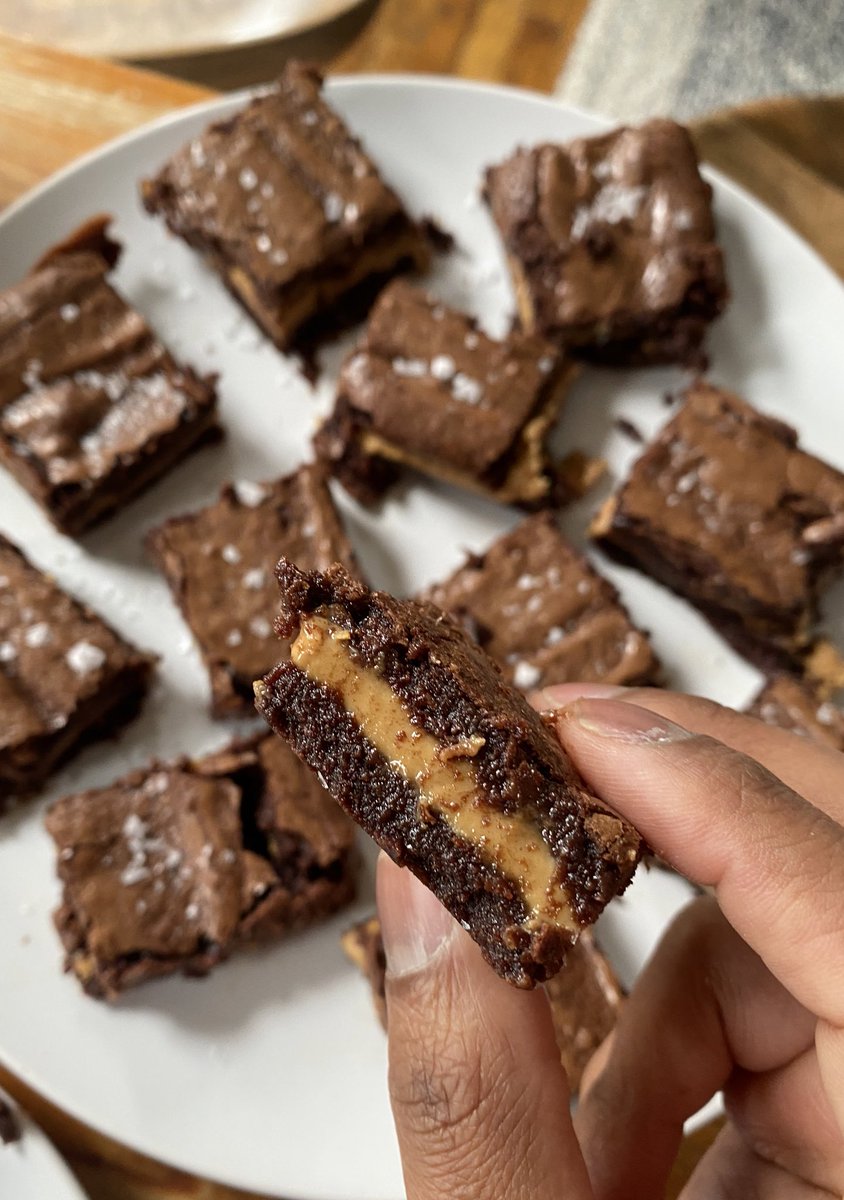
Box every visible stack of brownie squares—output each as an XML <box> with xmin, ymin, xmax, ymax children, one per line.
<box><xmin>2</xmin><ymin>54</ymin><xmax>842</xmax><ymax>1069</ymax></box>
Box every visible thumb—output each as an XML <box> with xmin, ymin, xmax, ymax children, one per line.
<box><xmin>377</xmin><ymin>854</ymin><xmax>593</xmax><ymax>1200</ymax></box>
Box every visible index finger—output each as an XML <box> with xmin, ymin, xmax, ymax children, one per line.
<box><xmin>553</xmin><ymin>697</ymin><xmax>844</xmax><ymax>1027</ymax></box>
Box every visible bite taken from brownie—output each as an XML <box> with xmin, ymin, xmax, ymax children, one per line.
<box><xmin>316</xmin><ymin>279</ymin><xmax>598</xmax><ymax>509</ymax></box>
<box><xmin>147</xmin><ymin>463</ymin><xmax>360</xmax><ymax>718</ymax></box>
<box><xmin>592</xmin><ymin>381</ymin><xmax>844</xmax><ymax>675</ymax></box>
<box><xmin>142</xmin><ymin>62</ymin><xmax>430</xmax><ymax>353</ymax></box>
<box><xmin>0</xmin><ymin>533</ymin><xmax>154</xmax><ymax>812</ymax></box>
<box><xmin>0</xmin><ymin>216</ymin><xmax>220</xmax><ymax>536</ymax></box>
<box><xmin>255</xmin><ymin>560</ymin><xmax>641</xmax><ymax>988</ymax></box>
<box><xmin>421</xmin><ymin>512</ymin><xmax>660</xmax><ymax>693</ymax></box>
<box><xmin>484</xmin><ymin>119</ymin><xmax>728</xmax><ymax>366</ymax></box>
<box><xmin>45</xmin><ymin>734</ymin><xmax>357</xmax><ymax>1000</ymax></box>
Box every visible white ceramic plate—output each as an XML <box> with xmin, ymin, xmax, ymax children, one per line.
<box><xmin>0</xmin><ymin>0</ymin><xmax>365</xmax><ymax>61</ymax></box>
<box><xmin>0</xmin><ymin>78</ymin><xmax>842</xmax><ymax>1200</ymax></box>
<box><xmin>0</xmin><ymin>1088</ymin><xmax>86</xmax><ymax>1200</ymax></box>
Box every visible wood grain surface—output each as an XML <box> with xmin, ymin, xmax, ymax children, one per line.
<box><xmin>0</xmin><ymin>2</ymin><xmax>841</xmax><ymax>1196</ymax></box>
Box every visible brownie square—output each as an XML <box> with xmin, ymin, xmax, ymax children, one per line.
<box><xmin>0</xmin><ymin>217</ymin><xmax>220</xmax><ymax>536</ymax></box>
<box><xmin>0</xmin><ymin>534</ymin><xmax>154</xmax><ymax>811</ymax></box>
<box><xmin>316</xmin><ymin>280</ymin><xmax>594</xmax><ymax>509</ymax></box>
<box><xmin>484</xmin><ymin>120</ymin><xmax>728</xmax><ymax>366</ymax></box>
<box><xmin>142</xmin><ymin>63</ymin><xmax>430</xmax><ymax>353</ymax></box>
<box><xmin>45</xmin><ymin>734</ymin><xmax>357</xmax><ymax>999</ymax></box>
<box><xmin>747</xmin><ymin>676</ymin><xmax>844</xmax><ymax>750</ymax></box>
<box><xmin>342</xmin><ymin>916</ymin><xmax>621</xmax><ymax>1092</ymax></box>
<box><xmin>147</xmin><ymin>463</ymin><xmax>359</xmax><ymax>718</ymax></box>
<box><xmin>422</xmin><ymin>512</ymin><xmax>660</xmax><ymax>692</ymax></box>
<box><xmin>255</xmin><ymin>560</ymin><xmax>641</xmax><ymax>987</ymax></box>
<box><xmin>591</xmin><ymin>382</ymin><xmax>844</xmax><ymax>672</ymax></box>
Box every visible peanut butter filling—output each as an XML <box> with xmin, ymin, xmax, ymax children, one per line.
<box><xmin>290</xmin><ymin>616</ymin><xmax>577</xmax><ymax>932</ymax></box>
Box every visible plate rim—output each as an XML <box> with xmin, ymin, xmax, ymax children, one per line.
<box><xmin>0</xmin><ymin>1086</ymin><xmax>87</xmax><ymax>1200</ymax></box>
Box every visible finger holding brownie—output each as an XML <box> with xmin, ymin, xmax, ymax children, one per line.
<box><xmin>376</xmin><ymin>687</ymin><xmax>844</xmax><ymax>1200</ymax></box>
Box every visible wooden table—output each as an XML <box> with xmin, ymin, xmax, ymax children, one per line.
<box><xmin>0</xmin><ymin>3</ymin><xmax>841</xmax><ymax>1197</ymax></box>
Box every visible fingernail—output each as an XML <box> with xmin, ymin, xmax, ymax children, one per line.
<box><xmin>534</xmin><ymin>683</ymin><xmax>628</xmax><ymax>711</ymax></box>
<box><xmin>377</xmin><ymin>856</ymin><xmax>457</xmax><ymax>977</ymax></box>
<box><xmin>565</xmin><ymin>698</ymin><xmax>693</xmax><ymax>744</ymax></box>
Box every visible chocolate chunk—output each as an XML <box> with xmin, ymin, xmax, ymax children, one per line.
<box><xmin>484</xmin><ymin>120</ymin><xmax>728</xmax><ymax>366</ymax></box>
<box><xmin>256</xmin><ymin>560</ymin><xmax>641</xmax><ymax>987</ymax></box>
<box><xmin>0</xmin><ymin>216</ymin><xmax>220</xmax><ymax>536</ymax></box>
<box><xmin>592</xmin><ymin>382</ymin><xmax>844</xmax><ymax>671</ymax></box>
<box><xmin>142</xmin><ymin>62</ymin><xmax>430</xmax><ymax>354</ymax></box>
<box><xmin>0</xmin><ymin>534</ymin><xmax>154</xmax><ymax>812</ymax></box>
<box><xmin>147</xmin><ymin>463</ymin><xmax>360</xmax><ymax>718</ymax></box>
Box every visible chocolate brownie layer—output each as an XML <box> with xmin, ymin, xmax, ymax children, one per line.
<box><xmin>45</xmin><ymin>734</ymin><xmax>356</xmax><ymax>999</ymax></box>
<box><xmin>747</xmin><ymin>676</ymin><xmax>844</xmax><ymax>750</ymax></box>
<box><xmin>147</xmin><ymin>463</ymin><xmax>359</xmax><ymax>717</ymax></box>
<box><xmin>315</xmin><ymin>280</ymin><xmax>595</xmax><ymax>509</ymax></box>
<box><xmin>256</xmin><ymin>561</ymin><xmax>641</xmax><ymax>987</ymax></box>
<box><xmin>0</xmin><ymin>534</ymin><xmax>154</xmax><ymax>811</ymax></box>
<box><xmin>484</xmin><ymin>120</ymin><xmax>727</xmax><ymax>366</ymax></box>
<box><xmin>342</xmin><ymin>915</ymin><xmax>622</xmax><ymax>1091</ymax></box>
<box><xmin>142</xmin><ymin>63</ymin><xmax>430</xmax><ymax>353</ymax></box>
<box><xmin>592</xmin><ymin>382</ymin><xmax>844</xmax><ymax>672</ymax></box>
<box><xmin>0</xmin><ymin>216</ymin><xmax>220</xmax><ymax>536</ymax></box>
<box><xmin>422</xmin><ymin>513</ymin><xmax>660</xmax><ymax>692</ymax></box>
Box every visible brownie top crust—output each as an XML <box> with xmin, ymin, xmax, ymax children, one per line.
<box><xmin>599</xmin><ymin>382</ymin><xmax>844</xmax><ymax>619</ymax></box>
<box><xmin>747</xmin><ymin>676</ymin><xmax>844</xmax><ymax>750</ymax></box>
<box><xmin>338</xmin><ymin>279</ymin><xmax>567</xmax><ymax>477</ymax></box>
<box><xmin>423</xmin><ymin>512</ymin><xmax>658</xmax><ymax>690</ymax></box>
<box><xmin>0</xmin><ymin>533</ymin><xmax>151</xmax><ymax>757</ymax></box>
<box><xmin>484</xmin><ymin>119</ymin><xmax>724</xmax><ymax>333</ymax></box>
<box><xmin>142</xmin><ymin>63</ymin><xmax>413</xmax><ymax>295</ymax></box>
<box><xmin>147</xmin><ymin>463</ymin><xmax>358</xmax><ymax>713</ymax></box>
<box><xmin>268</xmin><ymin>560</ymin><xmax>641</xmax><ymax>928</ymax></box>
<box><xmin>0</xmin><ymin>216</ymin><xmax>216</xmax><ymax>500</ymax></box>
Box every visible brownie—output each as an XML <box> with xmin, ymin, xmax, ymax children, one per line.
<box><xmin>147</xmin><ymin>463</ymin><xmax>359</xmax><ymax>718</ymax></box>
<box><xmin>142</xmin><ymin>63</ymin><xmax>430</xmax><ymax>353</ymax></box>
<box><xmin>255</xmin><ymin>561</ymin><xmax>641</xmax><ymax>987</ymax></box>
<box><xmin>0</xmin><ymin>1097</ymin><xmax>20</xmax><ymax>1145</ymax></box>
<box><xmin>484</xmin><ymin>120</ymin><xmax>728</xmax><ymax>366</ymax></box>
<box><xmin>342</xmin><ymin>916</ymin><xmax>622</xmax><ymax>1092</ymax></box>
<box><xmin>45</xmin><ymin>734</ymin><xmax>356</xmax><ymax>999</ymax></box>
<box><xmin>0</xmin><ymin>216</ymin><xmax>220</xmax><ymax>536</ymax></box>
<box><xmin>591</xmin><ymin>382</ymin><xmax>844</xmax><ymax>673</ymax></box>
<box><xmin>422</xmin><ymin>513</ymin><xmax>660</xmax><ymax>692</ymax></box>
<box><xmin>0</xmin><ymin>534</ymin><xmax>154</xmax><ymax>812</ymax></box>
<box><xmin>316</xmin><ymin>280</ymin><xmax>595</xmax><ymax>509</ymax></box>
<box><xmin>747</xmin><ymin>676</ymin><xmax>844</xmax><ymax>750</ymax></box>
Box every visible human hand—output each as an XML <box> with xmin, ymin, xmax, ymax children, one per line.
<box><xmin>376</xmin><ymin>686</ymin><xmax>844</xmax><ymax>1199</ymax></box>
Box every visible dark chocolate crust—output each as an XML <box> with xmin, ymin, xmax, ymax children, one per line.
<box><xmin>315</xmin><ymin>279</ymin><xmax>579</xmax><ymax>509</ymax></box>
<box><xmin>147</xmin><ymin>463</ymin><xmax>360</xmax><ymax>718</ymax></box>
<box><xmin>257</xmin><ymin>561</ymin><xmax>641</xmax><ymax>987</ymax></box>
<box><xmin>45</xmin><ymin>734</ymin><xmax>356</xmax><ymax>999</ymax></box>
<box><xmin>141</xmin><ymin>62</ymin><xmax>430</xmax><ymax>353</ymax></box>
<box><xmin>421</xmin><ymin>512</ymin><xmax>661</xmax><ymax>692</ymax></box>
<box><xmin>591</xmin><ymin>382</ymin><xmax>844</xmax><ymax>670</ymax></box>
<box><xmin>0</xmin><ymin>216</ymin><xmax>221</xmax><ymax>537</ymax></box>
<box><xmin>484</xmin><ymin>120</ymin><xmax>728</xmax><ymax>366</ymax></box>
<box><xmin>0</xmin><ymin>533</ymin><xmax>154</xmax><ymax>811</ymax></box>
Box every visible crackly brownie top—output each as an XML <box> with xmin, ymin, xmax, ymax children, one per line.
<box><xmin>609</xmin><ymin>382</ymin><xmax>844</xmax><ymax>613</ymax></box>
<box><xmin>143</xmin><ymin>62</ymin><xmax>412</xmax><ymax>292</ymax></box>
<box><xmin>255</xmin><ymin>734</ymin><xmax>355</xmax><ymax>868</ymax></box>
<box><xmin>485</xmin><ymin>119</ymin><xmax>723</xmax><ymax>328</ymax></box>
<box><xmin>149</xmin><ymin>464</ymin><xmax>357</xmax><ymax>682</ymax></box>
<box><xmin>423</xmin><ymin>513</ymin><xmax>656</xmax><ymax>690</ymax></box>
<box><xmin>0</xmin><ymin>534</ymin><xmax>149</xmax><ymax>751</ymax></box>
<box><xmin>272</xmin><ymin>559</ymin><xmax>641</xmax><ymax>918</ymax></box>
<box><xmin>747</xmin><ymin>676</ymin><xmax>844</xmax><ymax>750</ymax></box>
<box><xmin>0</xmin><ymin>217</ymin><xmax>214</xmax><ymax>494</ymax></box>
<box><xmin>45</xmin><ymin>759</ymin><xmax>276</xmax><ymax>963</ymax></box>
<box><xmin>338</xmin><ymin>280</ymin><xmax>565</xmax><ymax>474</ymax></box>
